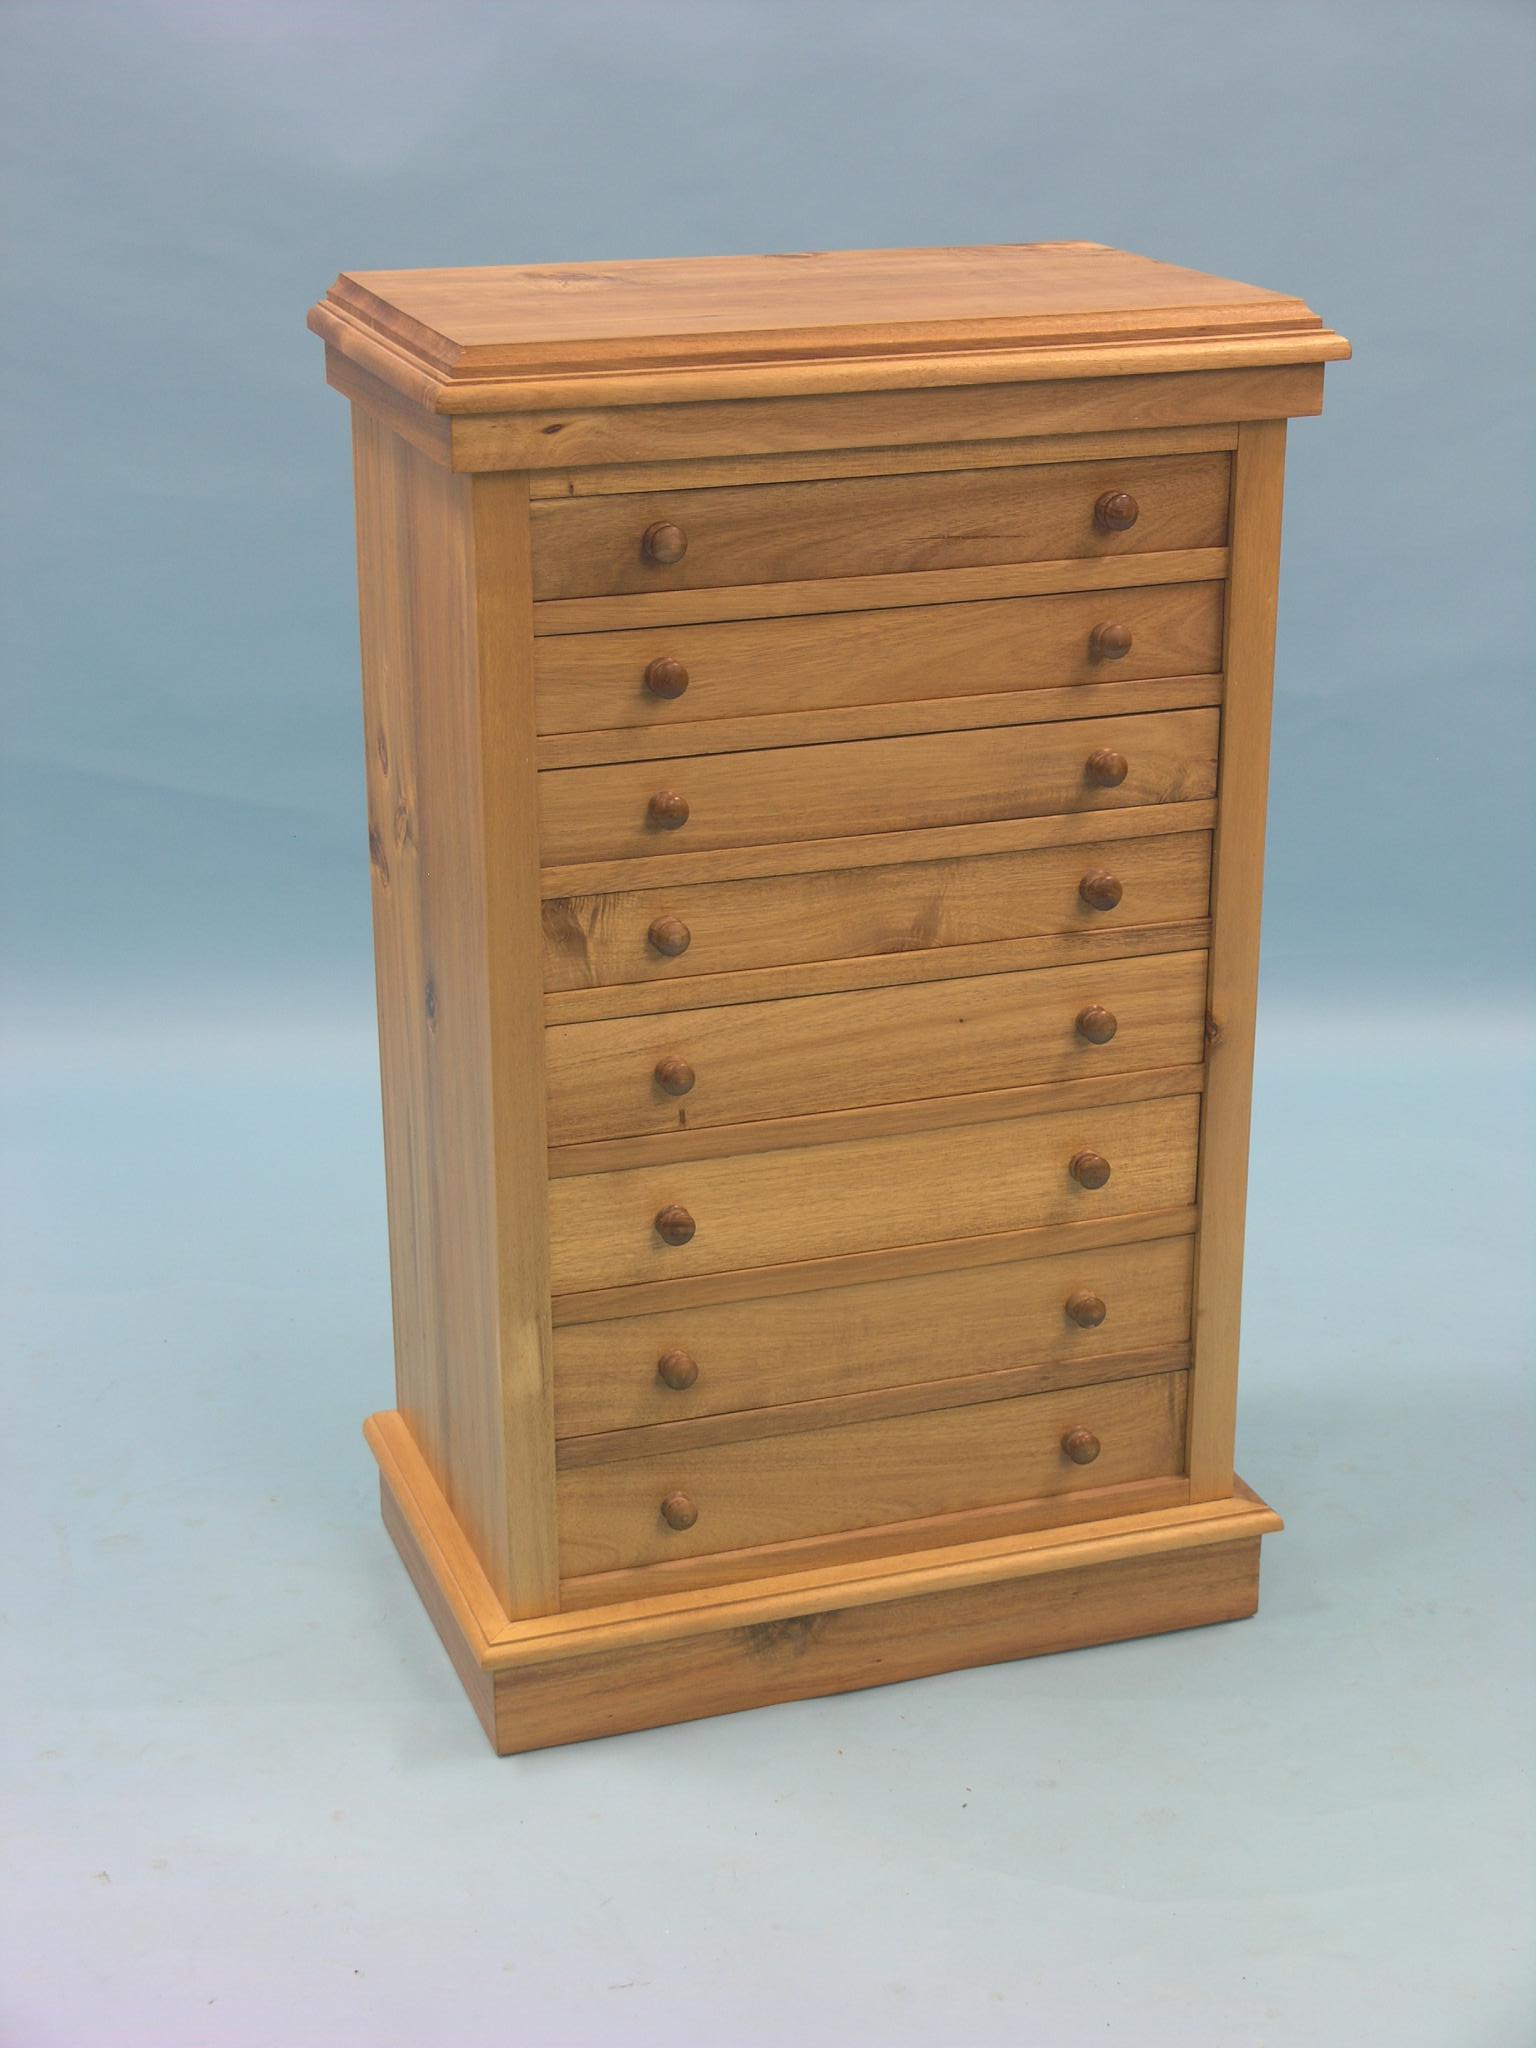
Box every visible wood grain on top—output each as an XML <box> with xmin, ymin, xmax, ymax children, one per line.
<box><xmin>310</xmin><ymin>242</ymin><xmax>1347</xmax><ymax>411</ymax></box>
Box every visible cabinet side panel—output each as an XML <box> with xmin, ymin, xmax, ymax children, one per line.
<box><xmin>350</xmin><ymin>411</ymin><xmax>539</xmax><ymax>1610</ymax></box>
<box><xmin>1188</xmin><ymin>419</ymin><xmax>1287</xmax><ymax>1496</ymax></box>
<box><xmin>470</xmin><ymin>471</ymin><xmax>560</xmax><ymax>1615</ymax></box>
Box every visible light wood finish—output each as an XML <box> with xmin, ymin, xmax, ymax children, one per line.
<box><xmin>546</xmin><ymin>917</ymin><xmax>1211</xmax><ymax>1025</ymax></box>
<box><xmin>553</xmin><ymin>1233</ymin><xmax>1193</xmax><ymax>1437</ymax></box>
<box><xmin>312</xmin><ymin>244</ymin><xmax>1344</xmax><ymax>440</ymax></box>
<box><xmin>552</xmin><ymin>1204</ymin><xmax>1199</xmax><ymax>1328</ymax></box>
<box><xmin>349</xmin><ymin>417</ymin><xmax>557</xmax><ymax>1619</ymax></box>
<box><xmin>544</xmin><ymin>792</ymin><xmax>1219</xmax><ymax>903</ymax></box>
<box><xmin>1187</xmin><ymin>419</ymin><xmax>1287</xmax><ymax>1499</ymax></box>
<box><xmin>517</xmin><ymin>1531</ymin><xmax>1267</xmax><ymax>1740</ymax></box>
<box><xmin>317</xmin><ymin>243</ymin><xmax>1336</xmax><ymax>386</ymax></box>
<box><xmin>557</xmin><ymin>1371</ymin><xmax>1188</xmax><ymax>1575</ymax></box>
<box><xmin>379</xmin><ymin>1479</ymin><xmax>498</xmax><ymax>1744</ymax></box>
<box><xmin>530</xmin><ymin>424</ymin><xmax>1237</xmax><ymax>497</ymax></box>
<box><xmin>530</xmin><ymin>454</ymin><xmax>1228</xmax><ymax>601</ymax></box>
<box><xmin>538</xmin><ymin>709</ymin><xmax>1218</xmax><ymax>865</ymax></box>
<box><xmin>545</xmin><ymin>949</ymin><xmax>1207</xmax><ymax>1144</ymax></box>
<box><xmin>325</xmin><ymin>345</ymin><xmax>454</xmax><ymax>466</ymax></box>
<box><xmin>322</xmin><ymin>320</ymin><xmax>1338</xmax><ymax>419</ymax></box>
<box><xmin>370</xmin><ymin>1406</ymin><xmax>1278</xmax><ymax>1750</ymax></box>
<box><xmin>449</xmin><ymin>368</ymin><xmax>1324</xmax><ymax>473</ymax></box>
<box><xmin>536</xmin><ymin>673</ymin><xmax>1223</xmax><ymax>772</ymax></box>
<box><xmin>320</xmin><ymin>243</ymin><xmax>1338</xmax><ymax>1750</ymax></box>
<box><xmin>532</xmin><ymin>547</ymin><xmax>1230</xmax><ymax>636</ymax></box>
<box><xmin>548</xmin><ymin>1090</ymin><xmax>1201</xmax><ymax>1293</ymax></box>
<box><xmin>369</xmin><ymin>1405</ymin><xmax>1267</xmax><ymax>1654</ymax></box>
<box><xmin>532</xmin><ymin>581</ymin><xmax>1223</xmax><ymax>739</ymax></box>
<box><xmin>549</xmin><ymin>1063</ymin><xmax>1204</xmax><ymax>1184</ymax></box>
<box><xmin>557</xmin><ymin>1344</ymin><xmax>1190</xmax><ymax>1470</ymax></box>
<box><xmin>557</xmin><ymin>1474</ymin><xmax>1196</xmax><ymax>1608</ymax></box>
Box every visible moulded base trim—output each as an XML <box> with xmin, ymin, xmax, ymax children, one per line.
<box><xmin>365</xmin><ymin>1409</ymin><xmax>1281</xmax><ymax>1755</ymax></box>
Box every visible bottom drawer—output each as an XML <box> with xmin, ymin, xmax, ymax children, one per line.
<box><xmin>556</xmin><ymin>1369</ymin><xmax>1187</xmax><ymax>1577</ymax></box>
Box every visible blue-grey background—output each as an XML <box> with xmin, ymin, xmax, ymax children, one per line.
<box><xmin>3</xmin><ymin>3</ymin><xmax>1532</xmax><ymax>2043</ymax></box>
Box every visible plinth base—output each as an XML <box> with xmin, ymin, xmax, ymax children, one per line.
<box><xmin>365</xmin><ymin>1411</ymin><xmax>1281</xmax><ymax>1755</ymax></box>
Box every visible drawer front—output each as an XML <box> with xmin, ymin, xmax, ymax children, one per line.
<box><xmin>557</xmin><ymin>1369</ymin><xmax>1188</xmax><ymax>1574</ymax></box>
<box><xmin>548</xmin><ymin>1090</ymin><xmax>1200</xmax><ymax>1293</ymax></box>
<box><xmin>529</xmin><ymin>454</ymin><xmax>1230</xmax><ymax>600</ymax></box>
<box><xmin>543</xmin><ymin>828</ymin><xmax>1211</xmax><ymax>992</ymax></box>
<box><xmin>538</xmin><ymin>708</ymin><xmax>1218</xmax><ymax>865</ymax></box>
<box><xmin>554</xmin><ymin>1234</ymin><xmax>1193</xmax><ymax>1437</ymax></box>
<box><xmin>533</xmin><ymin>582</ymin><xmax>1225</xmax><ymax>736</ymax></box>
<box><xmin>546</xmin><ymin>949</ymin><xmax>1208</xmax><ymax>1145</ymax></box>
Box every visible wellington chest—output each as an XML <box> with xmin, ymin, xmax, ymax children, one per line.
<box><xmin>309</xmin><ymin>243</ymin><xmax>1347</xmax><ymax>1753</ymax></box>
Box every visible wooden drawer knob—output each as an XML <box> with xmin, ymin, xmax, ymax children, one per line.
<box><xmin>1086</xmin><ymin>747</ymin><xmax>1129</xmax><ymax>787</ymax></box>
<box><xmin>1070</xmin><ymin>1151</ymin><xmax>1112</xmax><ymax>1190</ymax></box>
<box><xmin>1076</xmin><ymin>1004</ymin><xmax>1118</xmax><ymax>1044</ymax></box>
<box><xmin>647</xmin><ymin>788</ymin><xmax>690</xmax><ymax>829</ymax></box>
<box><xmin>1094</xmin><ymin>490</ymin><xmax>1139</xmax><ymax>533</ymax></box>
<box><xmin>1078</xmin><ymin>869</ymin><xmax>1123</xmax><ymax>912</ymax></box>
<box><xmin>1065</xmin><ymin>1289</ymin><xmax>1108</xmax><ymax>1328</ymax></box>
<box><xmin>654</xmin><ymin>1203</ymin><xmax>696</xmax><ymax>1245</ymax></box>
<box><xmin>1061</xmin><ymin>1426</ymin><xmax>1102</xmax><ymax>1465</ymax></box>
<box><xmin>643</xmin><ymin>521</ymin><xmax>688</xmax><ymax>566</ymax></box>
<box><xmin>654</xmin><ymin>1054</ymin><xmax>696</xmax><ymax>1096</ymax></box>
<box><xmin>661</xmin><ymin>1491</ymin><xmax>698</xmax><ymax>1530</ymax></box>
<box><xmin>644</xmin><ymin>655</ymin><xmax>690</xmax><ymax>699</ymax></box>
<box><xmin>647</xmin><ymin>914</ymin><xmax>692</xmax><ymax>957</ymax></box>
<box><xmin>657</xmin><ymin>1348</ymin><xmax>699</xmax><ymax>1390</ymax></box>
<box><xmin>1088</xmin><ymin>621</ymin><xmax>1133</xmax><ymax>661</ymax></box>
<box><xmin>651</xmin><ymin>794</ymin><xmax>692</xmax><ymax>835</ymax></box>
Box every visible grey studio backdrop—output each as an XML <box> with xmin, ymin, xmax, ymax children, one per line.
<box><xmin>3</xmin><ymin>4</ymin><xmax>1532</xmax><ymax>2046</ymax></box>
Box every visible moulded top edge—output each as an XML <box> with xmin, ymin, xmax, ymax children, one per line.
<box><xmin>308</xmin><ymin>242</ymin><xmax>1348</xmax><ymax>414</ymax></box>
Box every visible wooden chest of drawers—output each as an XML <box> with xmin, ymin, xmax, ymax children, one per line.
<box><xmin>310</xmin><ymin>242</ymin><xmax>1346</xmax><ymax>1752</ymax></box>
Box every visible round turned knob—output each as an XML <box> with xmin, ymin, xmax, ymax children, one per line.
<box><xmin>661</xmin><ymin>1491</ymin><xmax>698</xmax><ymax>1530</ymax></box>
<box><xmin>654</xmin><ymin>1054</ymin><xmax>696</xmax><ymax>1096</ymax></box>
<box><xmin>1076</xmin><ymin>1004</ymin><xmax>1118</xmax><ymax>1045</ymax></box>
<box><xmin>654</xmin><ymin>1203</ymin><xmax>696</xmax><ymax>1245</ymax></box>
<box><xmin>1086</xmin><ymin>747</ymin><xmax>1129</xmax><ymax>787</ymax></box>
<box><xmin>1070</xmin><ymin>1151</ymin><xmax>1112</xmax><ymax>1190</ymax></box>
<box><xmin>1078</xmin><ymin>869</ymin><xmax>1124</xmax><ymax>912</ymax></box>
<box><xmin>647</xmin><ymin>914</ymin><xmax>692</xmax><ymax>957</ymax></box>
<box><xmin>657</xmin><ymin>1348</ymin><xmax>699</xmax><ymax>1390</ymax></box>
<box><xmin>642</xmin><ymin>521</ymin><xmax>689</xmax><ymax>566</ymax></box>
<box><xmin>1094</xmin><ymin>490</ymin><xmax>1139</xmax><ymax>533</ymax></box>
<box><xmin>1088</xmin><ymin>621</ymin><xmax>1133</xmax><ymax>662</ymax></box>
<box><xmin>1065</xmin><ymin>1289</ymin><xmax>1108</xmax><ymax>1328</ymax></box>
<box><xmin>647</xmin><ymin>788</ymin><xmax>690</xmax><ymax>829</ymax></box>
<box><xmin>1061</xmin><ymin>1427</ymin><xmax>1102</xmax><ymax>1465</ymax></box>
<box><xmin>644</xmin><ymin>655</ymin><xmax>690</xmax><ymax>699</ymax></box>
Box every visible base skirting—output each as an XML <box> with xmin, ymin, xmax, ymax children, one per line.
<box><xmin>365</xmin><ymin>1410</ymin><xmax>1281</xmax><ymax>1755</ymax></box>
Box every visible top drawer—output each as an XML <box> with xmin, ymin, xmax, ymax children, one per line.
<box><xmin>529</xmin><ymin>454</ymin><xmax>1231</xmax><ymax>602</ymax></box>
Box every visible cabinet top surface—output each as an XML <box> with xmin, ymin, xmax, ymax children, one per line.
<box><xmin>310</xmin><ymin>242</ymin><xmax>1346</xmax><ymax>409</ymax></box>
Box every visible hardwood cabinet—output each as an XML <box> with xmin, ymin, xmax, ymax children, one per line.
<box><xmin>309</xmin><ymin>242</ymin><xmax>1346</xmax><ymax>1752</ymax></box>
